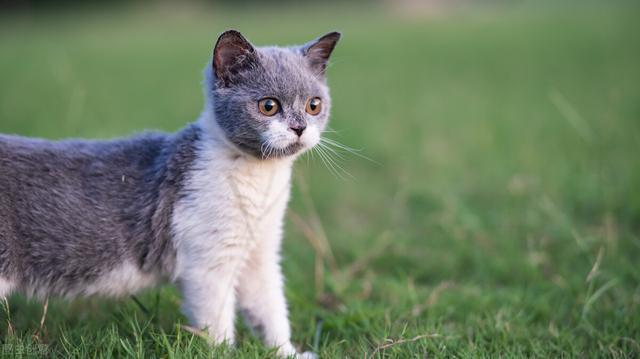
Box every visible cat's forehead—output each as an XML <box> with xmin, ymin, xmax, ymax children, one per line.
<box><xmin>253</xmin><ymin>47</ymin><xmax>327</xmax><ymax>98</ymax></box>
<box><xmin>259</xmin><ymin>47</ymin><xmax>306</xmax><ymax>72</ymax></box>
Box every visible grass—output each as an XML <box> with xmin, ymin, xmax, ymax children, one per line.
<box><xmin>1</xmin><ymin>2</ymin><xmax>639</xmax><ymax>357</ymax></box>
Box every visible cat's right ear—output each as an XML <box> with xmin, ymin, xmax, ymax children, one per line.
<box><xmin>301</xmin><ymin>31</ymin><xmax>341</xmax><ymax>76</ymax></box>
<box><xmin>213</xmin><ymin>30</ymin><xmax>258</xmax><ymax>87</ymax></box>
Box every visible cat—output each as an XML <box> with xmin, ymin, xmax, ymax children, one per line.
<box><xmin>0</xmin><ymin>29</ymin><xmax>341</xmax><ymax>358</ymax></box>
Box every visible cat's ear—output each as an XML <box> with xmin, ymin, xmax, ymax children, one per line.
<box><xmin>301</xmin><ymin>31</ymin><xmax>341</xmax><ymax>76</ymax></box>
<box><xmin>213</xmin><ymin>30</ymin><xmax>258</xmax><ymax>86</ymax></box>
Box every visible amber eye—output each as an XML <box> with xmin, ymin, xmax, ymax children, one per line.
<box><xmin>306</xmin><ymin>97</ymin><xmax>322</xmax><ymax>116</ymax></box>
<box><xmin>258</xmin><ymin>98</ymin><xmax>280</xmax><ymax>116</ymax></box>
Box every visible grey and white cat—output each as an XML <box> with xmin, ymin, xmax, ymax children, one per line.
<box><xmin>0</xmin><ymin>30</ymin><xmax>341</xmax><ymax>358</ymax></box>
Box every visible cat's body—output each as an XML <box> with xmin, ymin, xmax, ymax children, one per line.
<box><xmin>0</xmin><ymin>30</ymin><xmax>341</xmax><ymax>358</ymax></box>
<box><xmin>0</xmin><ymin>128</ymin><xmax>192</xmax><ymax>298</ymax></box>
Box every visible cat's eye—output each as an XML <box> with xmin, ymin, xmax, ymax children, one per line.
<box><xmin>306</xmin><ymin>97</ymin><xmax>322</xmax><ymax>116</ymax></box>
<box><xmin>258</xmin><ymin>98</ymin><xmax>280</xmax><ymax>116</ymax></box>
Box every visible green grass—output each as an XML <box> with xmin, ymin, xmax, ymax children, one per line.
<box><xmin>1</xmin><ymin>2</ymin><xmax>640</xmax><ymax>357</ymax></box>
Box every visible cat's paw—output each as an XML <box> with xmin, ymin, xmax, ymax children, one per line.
<box><xmin>296</xmin><ymin>351</ymin><xmax>318</xmax><ymax>359</ymax></box>
<box><xmin>276</xmin><ymin>344</ymin><xmax>317</xmax><ymax>359</ymax></box>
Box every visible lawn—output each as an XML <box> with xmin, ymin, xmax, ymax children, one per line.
<box><xmin>1</xmin><ymin>2</ymin><xmax>639</xmax><ymax>357</ymax></box>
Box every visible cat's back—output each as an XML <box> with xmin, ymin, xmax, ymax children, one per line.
<box><xmin>0</xmin><ymin>132</ymin><xmax>172</xmax><ymax>197</ymax></box>
<box><xmin>0</xmin><ymin>134</ymin><xmax>89</xmax><ymax>173</ymax></box>
<box><xmin>0</xmin><ymin>132</ymin><xmax>166</xmax><ymax>173</ymax></box>
<box><xmin>0</xmin><ymin>131</ymin><xmax>173</xmax><ymax>224</ymax></box>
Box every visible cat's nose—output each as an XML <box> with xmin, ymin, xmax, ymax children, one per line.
<box><xmin>289</xmin><ymin>124</ymin><xmax>306</xmax><ymax>137</ymax></box>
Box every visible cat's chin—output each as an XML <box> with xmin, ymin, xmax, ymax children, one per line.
<box><xmin>258</xmin><ymin>141</ymin><xmax>306</xmax><ymax>160</ymax></box>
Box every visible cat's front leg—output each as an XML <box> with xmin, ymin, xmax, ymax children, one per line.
<box><xmin>237</xmin><ymin>242</ymin><xmax>316</xmax><ymax>359</ymax></box>
<box><xmin>179</xmin><ymin>265</ymin><xmax>239</xmax><ymax>345</ymax></box>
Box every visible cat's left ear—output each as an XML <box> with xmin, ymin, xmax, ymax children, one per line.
<box><xmin>301</xmin><ymin>31</ymin><xmax>341</xmax><ymax>76</ymax></box>
<box><xmin>213</xmin><ymin>30</ymin><xmax>258</xmax><ymax>87</ymax></box>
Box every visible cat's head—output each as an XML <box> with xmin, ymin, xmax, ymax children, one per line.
<box><xmin>206</xmin><ymin>30</ymin><xmax>340</xmax><ymax>159</ymax></box>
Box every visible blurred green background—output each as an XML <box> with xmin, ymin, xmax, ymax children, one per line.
<box><xmin>1</xmin><ymin>0</ymin><xmax>639</xmax><ymax>357</ymax></box>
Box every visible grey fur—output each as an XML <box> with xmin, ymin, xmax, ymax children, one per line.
<box><xmin>0</xmin><ymin>30</ymin><xmax>340</xmax><ymax>301</ymax></box>
<box><xmin>0</xmin><ymin>126</ymin><xmax>200</xmax><ymax>298</ymax></box>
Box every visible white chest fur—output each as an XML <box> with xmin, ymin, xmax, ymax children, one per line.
<box><xmin>170</xmin><ymin>138</ymin><xmax>294</xmax><ymax>279</ymax></box>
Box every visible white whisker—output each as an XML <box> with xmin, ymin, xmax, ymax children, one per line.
<box><xmin>317</xmin><ymin>142</ymin><xmax>346</xmax><ymax>161</ymax></box>
<box><xmin>315</xmin><ymin>144</ymin><xmax>353</xmax><ymax>180</ymax></box>
<box><xmin>320</xmin><ymin>137</ymin><xmax>379</xmax><ymax>164</ymax></box>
